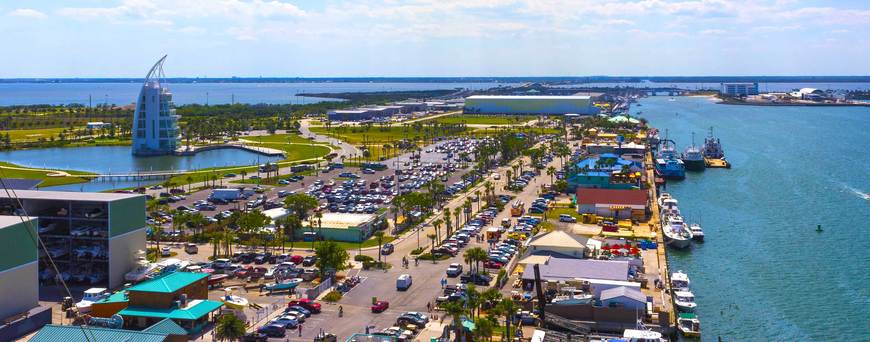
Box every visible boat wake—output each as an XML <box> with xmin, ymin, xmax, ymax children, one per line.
<box><xmin>842</xmin><ymin>184</ymin><xmax>870</xmax><ymax>200</ymax></box>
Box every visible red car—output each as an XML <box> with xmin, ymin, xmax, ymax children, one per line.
<box><xmin>484</xmin><ymin>260</ymin><xmax>504</xmax><ymax>269</ymax></box>
<box><xmin>371</xmin><ymin>301</ymin><xmax>389</xmax><ymax>313</ymax></box>
<box><xmin>288</xmin><ymin>298</ymin><xmax>321</xmax><ymax>313</ymax></box>
<box><xmin>290</xmin><ymin>255</ymin><xmax>304</xmax><ymax>264</ymax></box>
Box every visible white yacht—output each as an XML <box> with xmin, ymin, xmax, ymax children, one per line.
<box><xmin>662</xmin><ymin>215</ymin><xmax>693</xmax><ymax>249</ymax></box>
<box><xmin>125</xmin><ymin>252</ymin><xmax>157</xmax><ymax>282</ymax></box>
<box><xmin>671</xmin><ymin>271</ymin><xmax>691</xmax><ymax>291</ymax></box>
<box><xmin>689</xmin><ymin>223</ymin><xmax>705</xmax><ymax>242</ymax></box>
<box><xmin>550</xmin><ymin>288</ymin><xmax>594</xmax><ymax>305</ymax></box>
<box><xmin>673</xmin><ymin>290</ymin><xmax>698</xmax><ymax>312</ymax></box>
<box><xmin>622</xmin><ymin>329</ymin><xmax>666</xmax><ymax>342</ymax></box>
<box><xmin>75</xmin><ymin>288</ymin><xmax>109</xmax><ymax>313</ymax></box>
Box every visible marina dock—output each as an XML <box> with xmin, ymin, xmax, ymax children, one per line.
<box><xmin>641</xmin><ymin>147</ymin><xmax>677</xmax><ymax>332</ymax></box>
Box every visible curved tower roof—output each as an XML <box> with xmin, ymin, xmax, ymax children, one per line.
<box><xmin>132</xmin><ymin>55</ymin><xmax>178</xmax><ymax>156</ymax></box>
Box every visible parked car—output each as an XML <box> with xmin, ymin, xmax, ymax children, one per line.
<box><xmin>460</xmin><ymin>273</ymin><xmax>492</xmax><ymax>286</ymax></box>
<box><xmin>371</xmin><ymin>300</ymin><xmax>390</xmax><ymax>313</ymax></box>
<box><xmin>288</xmin><ymin>298</ymin><xmax>321</xmax><ymax>313</ymax></box>
<box><xmin>302</xmin><ymin>256</ymin><xmax>317</xmax><ymax>266</ymax></box>
<box><xmin>559</xmin><ymin>214</ymin><xmax>577</xmax><ymax>223</ymax></box>
<box><xmin>270</xmin><ymin>316</ymin><xmax>299</xmax><ymax>329</ymax></box>
<box><xmin>257</xmin><ymin>324</ymin><xmax>286</xmax><ymax>337</ymax></box>
<box><xmin>446</xmin><ymin>263</ymin><xmax>463</xmax><ymax>277</ymax></box>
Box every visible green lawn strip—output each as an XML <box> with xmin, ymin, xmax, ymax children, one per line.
<box><xmin>296</xmin><ymin>236</ymin><xmax>397</xmax><ymax>251</ymax></box>
<box><xmin>245</xmin><ymin>133</ymin><xmax>329</xmax><ymax>145</ymax></box>
<box><xmin>0</xmin><ymin>161</ymin><xmax>95</xmax><ymax>187</ymax></box>
<box><xmin>5</xmin><ymin>127</ymin><xmax>67</xmax><ymax>142</ymax></box>
<box><xmin>433</xmin><ymin>114</ymin><xmax>536</xmax><ymax>125</ymax></box>
<box><xmin>549</xmin><ymin>207</ymin><xmax>582</xmax><ymax>220</ymax></box>
<box><xmin>310</xmin><ymin>126</ymin><xmax>470</xmax><ymax>144</ymax></box>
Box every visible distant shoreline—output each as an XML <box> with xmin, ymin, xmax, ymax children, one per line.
<box><xmin>717</xmin><ymin>98</ymin><xmax>870</xmax><ymax>107</ymax></box>
<box><xmin>4</xmin><ymin>76</ymin><xmax>870</xmax><ymax>84</ymax></box>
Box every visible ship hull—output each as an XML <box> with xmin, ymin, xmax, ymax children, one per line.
<box><xmin>683</xmin><ymin>159</ymin><xmax>706</xmax><ymax>171</ymax></box>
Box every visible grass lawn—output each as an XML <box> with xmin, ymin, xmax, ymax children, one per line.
<box><xmin>310</xmin><ymin>126</ymin><xmax>470</xmax><ymax>144</ymax></box>
<box><xmin>549</xmin><ymin>207</ymin><xmax>582</xmax><ymax>221</ymax></box>
<box><xmin>432</xmin><ymin>114</ymin><xmax>536</xmax><ymax>125</ymax></box>
<box><xmin>323</xmin><ymin>236</ymin><xmax>397</xmax><ymax>251</ymax></box>
<box><xmin>0</xmin><ymin>161</ymin><xmax>94</xmax><ymax>187</ymax></box>
<box><xmin>5</xmin><ymin>128</ymin><xmax>67</xmax><ymax>142</ymax></box>
<box><xmin>245</xmin><ymin>133</ymin><xmax>329</xmax><ymax>145</ymax></box>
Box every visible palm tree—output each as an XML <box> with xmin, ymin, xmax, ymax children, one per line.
<box><xmin>432</xmin><ymin>218</ymin><xmax>443</xmax><ymax>245</ymax></box>
<box><xmin>214</xmin><ymin>314</ymin><xmax>246</xmax><ymax>341</ymax></box>
<box><xmin>467</xmin><ymin>247</ymin><xmax>488</xmax><ymax>275</ymax></box>
<box><xmin>494</xmin><ymin>299</ymin><xmax>517</xmax><ymax>339</ymax></box>
<box><xmin>150</xmin><ymin>225</ymin><xmax>163</xmax><ymax>259</ymax></box>
<box><xmin>442</xmin><ymin>301</ymin><xmax>468</xmax><ymax>341</ymax></box>
<box><xmin>374</xmin><ymin>231</ymin><xmax>385</xmax><ymax>263</ymax></box>
<box><xmin>453</xmin><ymin>207</ymin><xmax>462</xmax><ymax>233</ymax></box>
<box><xmin>474</xmin><ymin>190</ymin><xmax>481</xmax><ymax>211</ymax></box>
<box><xmin>426</xmin><ymin>233</ymin><xmax>437</xmax><ymax>264</ymax></box>
<box><xmin>505</xmin><ymin>169</ymin><xmax>513</xmax><ymax>185</ymax></box>
<box><xmin>546</xmin><ymin>166</ymin><xmax>556</xmax><ymax>185</ymax></box>
<box><xmin>240</xmin><ymin>170</ymin><xmax>248</xmax><ymax>181</ymax></box>
<box><xmin>463</xmin><ymin>249</ymin><xmax>474</xmax><ymax>276</ymax></box>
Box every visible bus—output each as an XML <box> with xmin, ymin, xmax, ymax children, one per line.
<box><xmin>510</xmin><ymin>200</ymin><xmax>525</xmax><ymax>217</ymax></box>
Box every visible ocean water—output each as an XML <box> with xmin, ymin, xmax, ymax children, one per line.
<box><xmin>0</xmin><ymin>82</ymin><xmax>513</xmax><ymax>106</ymax></box>
<box><xmin>636</xmin><ymin>97</ymin><xmax>870</xmax><ymax>341</ymax></box>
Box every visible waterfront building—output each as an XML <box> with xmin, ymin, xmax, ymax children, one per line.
<box><xmin>524</xmin><ymin>230</ymin><xmax>590</xmax><ymax>258</ymax></box>
<box><xmin>132</xmin><ymin>55</ymin><xmax>180</xmax><ymax>156</ymax></box>
<box><xmin>720</xmin><ymin>83</ymin><xmax>759</xmax><ymax>96</ymax></box>
<box><xmin>789</xmin><ymin>88</ymin><xmax>827</xmax><ymax>101</ymax></box>
<box><xmin>463</xmin><ymin>95</ymin><xmax>599</xmax><ymax>115</ymax></box>
<box><xmin>30</xmin><ymin>325</ymin><xmax>172</xmax><ymax>342</ymax></box>
<box><xmin>297</xmin><ymin>212</ymin><xmax>387</xmax><ymax>242</ymax></box>
<box><xmin>575</xmin><ymin>188</ymin><xmax>649</xmax><ymax>220</ymax></box>
<box><xmin>0</xmin><ymin>217</ymin><xmax>39</xmax><ymax>318</ymax></box>
<box><xmin>0</xmin><ymin>190</ymin><xmax>147</xmax><ymax>289</ymax></box>
<box><xmin>566</xmin><ymin>154</ymin><xmax>644</xmax><ymax>191</ymax></box>
<box><xmin>600</xmin><ymin>286</ymin><xmax>648</xmax><ymax>312</ymax></box>
<box><xmin>90</xmin><ymin>272</ymin><xmax>223</xmax><ymax>335</ymax></box>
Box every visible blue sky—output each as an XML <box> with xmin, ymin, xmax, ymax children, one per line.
<box><xmin>1</xmin><ymin>0</ymin><xmax>869</xmax><ymax>77</ymax></box>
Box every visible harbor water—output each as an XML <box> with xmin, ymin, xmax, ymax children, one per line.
<box><xmin>636</xmin><ymin>96</ymin><xmax>870</xmax><ymax>341</ymax></box>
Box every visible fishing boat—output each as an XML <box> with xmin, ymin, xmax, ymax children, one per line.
<box><xmin>677</xmin><ymin>312</ymin><xmax>701</xmax><ymax>338</ymax></box>
<box><xmin>656</xmin><ymin>137</ymin><xmax>685</xmax><ymax>179</ymax></box>
<box><xmin>702</xmin><ymin>127</ymin><xmax>730</xmax><ymax>168</ymax></box>
<box><xmin>221</xmin><ymin>287</ymin><xmax>249</xmax><ymax>310</ymax></box>
<box><xmin>263</xmin><ymin>278</ymin><xmax>303</xmax><ymax>292</ymax></box>
<box><xmin>682</xmin><ymin>133</ymin><xmax>705</xmax><ymax>171</ymax></box>
<box><xmin>124</xmin><ymin>252</ymin><xmax>157</xmax><ymax>283</ymax></box>
<box><xmin>673</xmin><ymin>290</ymin><xmax>698</xmax><ymax>312</ymax></box>
<box><xmin>671</xmin><ymin>271</ymin><xmax>690</xmax><ymax>291</ymax></box>
<box><xmin>662</xmin><ymin>215</ymin><xmax>692</xmax><ymax>249</ymax></box>
<box><xmin>689</xmin><ymin>223</ymin><xmax>705</xmax><ymax>242</ymax></box>
<box><xmin>75</xmin><ymin>288</ymin><xmax>109</xmax><ymax>313</ymax></box>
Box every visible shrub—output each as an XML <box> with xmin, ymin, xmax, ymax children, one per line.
<box><xmin>322</xmin><ymin>290</ymin><xmax>343</xmax><ymax>302</ymax></box>
<box><xmin>354</xmin><ymin>254</ymin><xmax>374</xmax><ymax>262</ymax></box>
<box><xmin>410</xmin><ymin>247</ymin><xmax>425</xmax><ymax>255</ymax></box>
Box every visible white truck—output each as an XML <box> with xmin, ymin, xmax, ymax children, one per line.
<box><xmin>396</xmin><ymin>274</ymin><xmax>413</xmax><ymax>291</ymax></box>
<box><xmin>210</xmin><ymin>188</ymin><xmax>241</xmax><ymax>202</ymax></box>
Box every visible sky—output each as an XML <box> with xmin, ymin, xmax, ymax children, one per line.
<box><xmin>1</xmin><ymin>0</ymin><xmax>869</xmax><ymax>77</ymax></box>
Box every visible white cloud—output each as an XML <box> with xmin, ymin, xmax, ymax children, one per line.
<box><xmin>8</xmin><ymin>8</ymin><xmax>47</xmax><ymax>19</ymax></box>
<box><xmin>701</xmin><ymin>29</ymin><xmax>728</xmax><ymax>35</ymax></box>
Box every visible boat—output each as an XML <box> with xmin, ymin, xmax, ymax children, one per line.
<box><xmin>221</xmin><ymin>287</ymin><xmax>249</xmax><ymax>310</ymax></box>
<box><xmin>656</xmin><ymin>136</ymin><xmax>685</xmax><ymax>179</ymax></box>
<box><xmin>671</xmin><ymin>271</ymin><xmax>690</xmax><ymax>291</ymax></box>
<box><xmin>673</xmin><ymin>290</ymin><xmax>698</xmax><ymax>312</ymax></box>
<box><xmin>550</xmin><ymin>288</ymin><xmax>594</xmax><ymax>305</ymax></box>
<box><xmin>682</xmin><ymin>133</ymin><xmax>705</xmax><ymax>171</ymax></box>
<box><xmin>702</xmin><ymin>127</ymin><xmax>730</xmax><ymax>168</ymax></box>
<box><xmin>689</xmin><ymin>223</ymin><xmax>705</xmax><ymax>242</ymax></box>
<box><xmin>263</xmin><ymin>278</ymin><xmax>303</xmax><ymax>292</ymax></box>
<box><xmin>75</xmin><ymin>288</ymin><xmax>109</xmax><ymax>313</ymax></box>
<box><xmin>662</xmin><ymin>214</ymin><xmax>692</xmax><ymax>249</ymax></box>
<box><xmin>622</xmin><ymin>328</ymin><xmax>665</xmax><ymax>342</ymax></box>
<box><xmin>124</xmin><ymin>252</ymin><xmax>157</xmax><ymax>282</ymax></box>
<box><xmin>668</xmin><ymin>97</ymin><xmax>676</xmax><ymax>101</ymax></box>
<box><xmin>677</xmin><ymin>312</ymin><xmax>701</xmax><ymax>338</ymax></box>
<box><xmin>208</xmin><ymin>274</ymin><xmax>229</xmax><ymax>285</ymax></box>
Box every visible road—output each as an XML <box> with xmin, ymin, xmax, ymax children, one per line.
<box><xmin>249</xmin><ymin>135</ymin><xmax>568</xmax><ymax>341</ymax></box>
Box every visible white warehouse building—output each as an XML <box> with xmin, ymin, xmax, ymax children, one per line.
<box><xmin>463</xmin><ymin>95</ymin><xmax>599</xmax><ymax>115</ymax></box>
